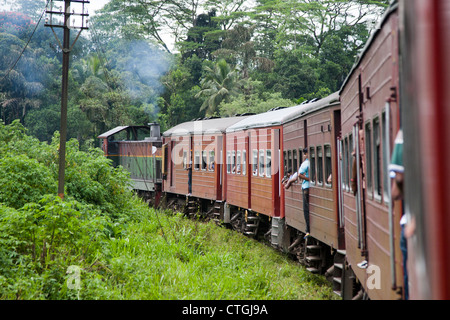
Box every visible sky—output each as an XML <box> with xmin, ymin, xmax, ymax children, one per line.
<box><xmin>89</xmin><ymin>0</ymin><xmax>110</xmax><ymax>15</ymax></box>
<box><xmin>0</xmin><ymin>0</ymin><xmax>110</xmax><ymax>15</ymax></box>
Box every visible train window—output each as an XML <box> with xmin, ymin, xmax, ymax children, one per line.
<box><xmin>287</xmin><ymin>150</ymin><xmax>292</xmax><ymax>173</ymax></box>
<box><xmin>209</xmin><ymin>150</ymin><xmax>215</xmax><ymax>171</ymax></box>
<box><xmin>293</xmin><ymin>149</ymin><xmax>298</xmax><ymax>173</ymax></box>
<box><xmin>183</xmin><ymin>151</ymin><xmax>187</xmax><ymax>169</ymax></box>
<box><xmin>194</xmin><ymin>151</ymin><xmax>200</xmax><ymax>170</ymax></box>
<box><xmin>266</xmin><ymin>150</ymin><xmax>272</xmax><ymax>178</ymax></box>
<box><xmin>259</xmin><ymin>150</ymin><xmax>265</xmax><ymax>177</ymax></box>
<box><xmin>236</xmin><ymin>151</ymin><xmax>241</xmax><ymax>175</ymax></box>
<box><xmin>283</xmin><ymin>151</ymin><xmax>287</xmax><ymax>175</ymax></box>
<box><xmin>310</xmin><ymin>147</ymin><xmax>316</xmax><ymax>184</ymax></box>
<box><xmin>317</xmin><ymin>146</ymin><xmax>323</xmax><ymax>185</ymax></box>
<box><xmin>381</xmin><ymin>111</ymin><xmax>389</xmax><ymax>204</ymax></box>
<box><xmin>231</xmin><ymin>150</ymin><xmax>236</xmax><ymax>174</ymax></box>
<box><xmin>373</xmin><ymin>117</ymin><xmax>382</xmax><ymax>200</ymax></box>
<box><xmin>365</xmin><ymin>123</ymin><xmax>373</xmax><ymax>195</ymax></box>
<box><xmin>253</xmin><ymin>150</ymin><xmax>258</xmax><ymax>176</ymax></box>
<box><xmin>344</xmin><ymin>137</ymin><xmax>349</xmax><ymax>190</ymax></box>
<box><xmin>325</xmin><ymin>145</ymin><xmax>332</xmax><ymax>187</ymax></box>
<box><xmin>242</xmin><ymin>150</ymin><xmax>247</xmax><ymax>176</ymax></box>
<box><xmin>227</xmin><ymin>151</ymin><xmax>231</xmax><ymax>173</ymax></box>
<box><xmin>349</xmin><ymin>133</ymin><xmax>354</xmax><ymax>192</ymax></box>
<box><xmin>299</xmin><ymin>148</ymin><xmax>303</xmax><ymax>170</ymax></box>
<box><xmin>202</xmin><ymin>151</ymin><xmax>207</xmax><ymax>171</ymax></box>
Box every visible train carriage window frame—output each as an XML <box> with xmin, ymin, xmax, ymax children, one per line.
<box><xmin>202</xmin><ymin>150</ymin><xmax>207</xmax><ymax>171</ymax></box>
<box><xmin>349</xmin><ymin>133</ymin><xmax>354</xmax><ymax>193</ymax></box>
<box><xmin>298</xmin><ymin>148</ymin><xmax>303</xmax><ymax>184</ymax></box>
<box><xmin>242</xmin><ymin>150</ymin><xmax>247</xmax><ymax>176</ymax></box>
<box><xmin>236</xmin><ymin>150</ymin><xmax>242</xmax><ymax>175</ymax></box>
<box><xmin>310</xmin><ymin>146</ymin><xmax>316</xmax><ymax>185</ymax></box>
<box><xmin>287</xmin><ymin>150</ymin><xmax>292</xmax><ymax>174</ymax></box>
<box><xmin>183</xmin><ymin>151</ymin><xmax>188</xmax><ymax>169</ymax></box>
<box><xmin>381</xmin><ymin>110</ymin><xmax>390</xmax><ymax>206</ymax></box>
<box><xmin>266</xmin><ymin>149</ymin><xmax>272</xmax><ymax>178</ymax></box>
<box><xmin>208</xmin><ymin>150</ymin><xmax>215</xmax><ymax>171</ymax></box>
<box><xmin>227</xmin><ymin>151</ymin><xmax>231</xmax><ymax>173</ymax></box>
<box><xmin>317</xmin><ymin>145</ymin><xmax>324</xmax><ymax>186</ymax></box>
<box><xmin>325</xmin><ymin>144</ymin><xmax>332</xmax><ymax>188</ymax></box>
<box><xmin>259</xmin><ymin>149</ymin><xmax>265</xmax><ymax>177</ymax></box>
<box><xmin>252</xmin><ymin>150</ymin><xmax>258</xmax><ymax>176</ymax></box>
<box><xmin>343</xmin><ymin>137</ymin><xmax>349</xmax><ymax>192</ymax></box>
<box><xmin>231</xmin><ymin>150</ymin><xmax>236</xmax><ymax>174</ymax></box>
<box><xmin>365</xmin><ymin>121</ymin><xmax>373</xmax><ymax>199</ymax></box>
<box><xmin>194</xmin><ymin>151</ymin><xmax>200</xmax><ymax>171</ymax></box>
<box><xmin>293</xmin><ymin>149</ymin><xmax>298</xmax><ymax>175</ymax></box>
<box><xmin>373</xmin><ymin>116</ymin><xmax>382</xmax><ymax>202</ymax></box>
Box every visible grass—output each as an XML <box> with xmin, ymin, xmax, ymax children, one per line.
<box><xmin>82</xmin><ymin>207</ymin><xmax>338</xmax><ymax>300</ymax></box>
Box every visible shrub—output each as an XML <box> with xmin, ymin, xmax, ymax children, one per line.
<box><xmin>0</xmin><ymin>154</ymin><xmax>56</xmax><ymax>209</ymax></box>
<box><xmin>0</xmin><ymin>195</ymin><xmax>111</xmax><ymax>299</ymax></box>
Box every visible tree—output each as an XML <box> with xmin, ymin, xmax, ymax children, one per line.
<box><xmin>195</xmin><ymin>59</ymin><xmax>244</xmax><ymax>116</ymax></box>
<box><xmin>272</xmin><ymin>0</ymin><xmax>389</xmax><ymax>56</ymax></box>
<box><xmin>93</xmin><ymin>0</ymin><xmax>206</xmax><ymax>54</ymax></box>
<box><xmin>213</xmin><ymin>24</ymin><xmax>274</xmax><ymax>79</ymax></box>
<box><xmin>219</xmin><ymin>80</ymin><xmax>294</xmax><ymax>116</ymax></box>
<box><xmin>180</xmin><ymin>10</ymin><xmax>223</xmax><ymax>61</ymax></box>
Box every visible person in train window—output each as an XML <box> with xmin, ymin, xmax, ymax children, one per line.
<box><xmin>389</xmin><ymin>129</ymin><xmax>408</xmax><ymax>300</ymax></box>
<box><xmin>285</xmin><ymin>148</ymin><xmax>311</xmax><ymax>238</ymax></box>
<box><xmin>281</xmin><ymin>169</ymin><xmax>292</xmax><ymax>186</ymax></box>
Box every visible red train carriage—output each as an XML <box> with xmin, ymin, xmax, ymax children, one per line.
<box><xmin>339</xmin><ymin>4</ymin><xmax>403</xmax><ymax>300</ymax></box>
<box><xmin>282</xmin><ymin>93</ymin><xmax>342</xmax><ymax>276</ymax></box>
<box><xmin>225</xmin><ymin>115</ymin><xmax>282</xmax><ymax>237</ymax></box>
<box><xmin>162</xmin><ymin>116</ymin><xmax>250</xmax><ymax>216</ymax></box>
<box><xmin>400</xmin><ymin>0</ymin><xmax>450</xmax><ymax>300</ymax></box>
<box><xmin>225</xmin><ymin>93</ymin><xmax>341</xmax><ymax>249</ymax></box>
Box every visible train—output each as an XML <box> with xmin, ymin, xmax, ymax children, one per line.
<box><xmin>98</xmin><ymin>0</ymin><xmax>450</xmax><ymax>300</ymax></box>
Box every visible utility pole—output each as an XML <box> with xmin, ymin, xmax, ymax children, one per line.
<box><xmin>45</xmin><ymin>0</ymin><xmax>89</xmax><ymax>199</ymax></box>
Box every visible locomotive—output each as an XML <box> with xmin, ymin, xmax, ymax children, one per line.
<box><xmin>98</xmin><ymin>0</ymin><xmax>450</xmax><ymax>300</ymax></box>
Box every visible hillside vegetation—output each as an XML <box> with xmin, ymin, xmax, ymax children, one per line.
<box><xmin>0</xmin><ymin>121</ymin><xmax>336</xmax><ymax>300</ymax></box>
<box><xmin>0</xmin><ymin>1</ymin><xmax>389</xmax><ymax>145</ymax></box>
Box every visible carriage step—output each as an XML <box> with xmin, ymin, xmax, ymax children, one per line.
<box><xmin>334</xmin><ymin>263</ymin><xmax>343</xmax><ymax>270</ymax></box>
<box><xmin>333</xmin><ymin>277</ymin><xmax>342</xmax><ymax>284</ymax></box>
<box><xmin>307</xmin><ymin>267</ymin><xmax>320</xmax><ymax>274</ymax></box>
<box><xmin>332</xmin><ymin>250</ymin><xmax>346</xmax><ymax>298</ymax></box>
<box><xmin>306</xmin><ymin>255</ymin><xmax>322</xmax><ymax>262</ymax></box>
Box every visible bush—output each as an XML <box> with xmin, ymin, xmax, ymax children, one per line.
<box><xmin>0</xmin><ymin>154</ymin><xmax>56</xmax><ymax>209</ymax></box>
<box><xmin>0</xmin><ymin>195</ymin><xmax>111</xmax><ymax>299</ymax></box>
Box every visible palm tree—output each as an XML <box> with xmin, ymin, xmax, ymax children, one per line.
<box><xmin>195</xmin><ymin>59</ymin><xmax>244</xmax><ymax>116</ymax></box>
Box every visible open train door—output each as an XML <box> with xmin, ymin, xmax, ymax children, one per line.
<box><xmin>337</xmin><ymin>139</ymin><xmax>345</xmax><ymax>233</ymax></box>
<box><xmin>353</xmin><ymin>125</ymin><xmax>367</xmax><ymax>254</ymax></box>
<box><xmin>216</xmin><ymin>135</ymin><xmax>223</xmax><ymax>200</ymax></box>
<box><xmin>271</xmin><ymin>129</ymin><xmax>280</xmax><ymax>217</ymax></box>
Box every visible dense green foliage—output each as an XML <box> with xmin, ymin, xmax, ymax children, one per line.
<box><xmin>0</xmin><ymin>121</ymin><xmax>336</xmax><ymax>300</ymax></box>
<box><xmin>0</xmin><ymin>0</ymin><xmax>389</xmax><ymax>142</ymax></box>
